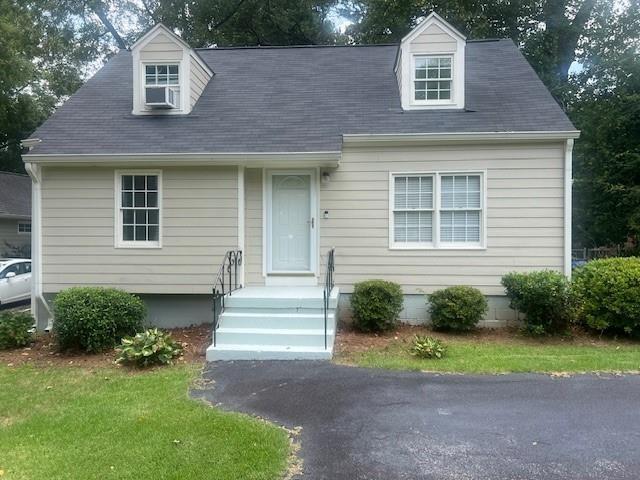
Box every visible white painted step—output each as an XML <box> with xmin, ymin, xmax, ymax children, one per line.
<box><xmin>216</xmin><ymin>327</ymin><xmax>335</xmax><ymax>347</ymax></box>
<box><xmin>225</xmin><ymin>296</ymin><xmax>338</xmax><ymax>310</ymax></box>
<box><xmin>219</xmin><ymin>311</ymin><xmax>336</xmax><ymax>330</ymax></box>
<box><xmin>206</xmin><ymin>343</ymin><xmax>333</xmax><ymax>361</ymax></box>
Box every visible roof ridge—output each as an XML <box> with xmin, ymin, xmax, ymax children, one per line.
<box><xmin>195</xmin><ymin>43</ymin><xmax>399</xmax><ymax>51</ymax></box>
<box><xmin>195</xmin><ymin>39</ymin><xmax>507</xmax><ymax>51</ymax></box>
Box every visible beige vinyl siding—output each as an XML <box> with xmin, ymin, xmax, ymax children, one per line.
<box><xmin>190</xmin><ymin>56</ymin><xmax>211</xmax><ymax>108</ymax></box>
<box><xmin>0</xmin><ymin>218</ymin><xmax>30</xmax><ymax>253</ymax></box>
<box><xmin>410</xmin><ymin>24</ymin><xmax>457</xmax><ymax>54</ymax></box>
<box><xmin>139</xmin><ymin>32</ymin><xmax>183</xmax><ymax>62</ymax></box>
<box><xmin>319</xmin><ymin>142</ymin><xmax>566</xmax><ymax>296</ymax></box>
<box><xmin>41</xmin><ymin>166</ymin><xmax>238</xmax><ymax>294</ymax></box>
<box><xmin>244</xmin><ymin>168</ymin><xmax>264</xmax><ymax>285</ymax></box>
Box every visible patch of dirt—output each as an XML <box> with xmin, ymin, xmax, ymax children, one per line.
<box><xmin>0</xmin><ymin>324</ymin><xmax>210</xmax><ymax>368</ymax></box>
<box><xmin>334</xmin><ymin>324</ymin><xmax>639</xmax><ymax>356</ymax></box>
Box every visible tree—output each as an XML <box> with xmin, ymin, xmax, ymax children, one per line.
<box><xmin>0</xmin><ymin>0</ymin><xmax>142</xmax><ymax>173</ymax></box>
<box><xmin>570</xmin><ymin>3</ymin><xmax>640</xmax><ymax>246</ymax></box>
<box><xmin>143</xmin><ymin>0</ymin><xmax>340</xmax><ymax>47</ymax></box>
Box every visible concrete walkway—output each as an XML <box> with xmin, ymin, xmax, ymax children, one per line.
<box><xmin>197</xmin><ymin>361</ymin><xmax>640</xmax><ymax>480</ymax></box>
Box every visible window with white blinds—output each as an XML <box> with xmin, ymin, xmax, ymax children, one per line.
<box><xmin>440</xmin><ymin>175</ymin><xmax>481</xmax><ymax>243</ymax></box>
<box><xmin>390</xmin><ymin>172</ymin><xmax>484</xmax><ymax>248</ymax></box>
<box><xmin>393</xmin><ymin>175</ymin><xmax>434</xmax><ymax>244</ymax></box>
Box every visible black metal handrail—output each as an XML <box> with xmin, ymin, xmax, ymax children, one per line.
<box><xmin>212</xmin><ymin>250</ymin><xmax>242</xmax><ymax>347</ymax></box>
<box><xmin>322</xmin><ymin>247</ymin><xmax>336</xmax><ymax>350</ymax></box>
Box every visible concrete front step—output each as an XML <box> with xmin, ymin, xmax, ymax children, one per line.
<box><xmin>206</xmin><ymin>344</ymin><xmax>333</xmax><ymax>361</ymax></box>
<box><xmin>216</xmin><ymin>327</ymin><xmax>335</xmax><ymax>347</ymax></box>
<box><xmin>225</xmin><ymin>296</ymin><xmax>338</xmax><ymax>310</ymax></box>
<box><xmin>207</xmin><ymin>286</ymin><xmax>340</xmax><ymax>361</ymax></box>
<box><xmin>219</xmin><ymin>311</ymin><xmax>335</xmax><ymax>329</ymax></box>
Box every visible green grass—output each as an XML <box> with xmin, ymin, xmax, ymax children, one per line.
<box><xmin>339</xmin><ymin>339</ymin><xmax>640</xmax><ymax>374</ymax></box>
<box><xmin>0</xmin><ymin>364</ymin><xmax>289</xmax><ymax>480</ymax></box>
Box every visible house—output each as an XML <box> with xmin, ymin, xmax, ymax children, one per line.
<box><xmin>22</xmin><ymin>13</ymin><xmax>578</xmax><ymax>359</ymax></box>
<box><xmin>0</xmin><ymin>172</ymin><xmax>32</xmax><ymax>258</ymax></box>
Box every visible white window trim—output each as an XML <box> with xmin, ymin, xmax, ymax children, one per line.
<box><xmin>411</xmin><ymin>54</ymin><xmax>454</xmax><ymax>106</ymax></box>
<box><xmin>389</xmin><ymin>171</ymin><xmax>487</xmax><ymax>250</ymax></box>
<box><xmin>17</xmin><ymin>222</ymin><xmax>31</xmax><ymax>235</ymax></box>
<box><xmin>114</xmin><ymin>169</ymin><xmax>163</xmax><ymax>249</ymax></box>
<box><xmin>141</xmin><ymin>61</ymin><xmax>185</xmax><ymax>111</ymax></box>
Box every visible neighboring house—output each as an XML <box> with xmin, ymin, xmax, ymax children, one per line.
<box><xmin>22</xmin><ymin>13</ymin><xmax>578</xmax><ymax>359</ymax></box>
<box><xmin>0</xmin><ymin>172</ymin><xmax>32</xmax><ymax>258</ymax></box>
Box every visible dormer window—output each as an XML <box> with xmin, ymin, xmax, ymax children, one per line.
<box><xmin>131</xmin><ymin>24</ymin><xmax>213</xmax><ymax>115</ymax></box>
<box><xmin>414</xmin><ymin>56</ymin><xmax>452</xmax><ymax>102</ymax></box>
<box><xmin>395</xmin><ymin>12</ymin><xmax>466</xmax><ymax>110</ymax></box>
<box><xmin>144</xmin><ymin>64</ymin><xmax>180</xmax><ymax>109</ymax></box>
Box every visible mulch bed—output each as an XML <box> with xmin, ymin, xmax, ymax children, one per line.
<box><xmin>0</xmin><ymin>324</ymin><xmax>211</xmax><ymax>368</ymax></box>
<box><xmin>334</xmin><ymin>324</ymin><xmax>638</xmax><ymax>356</ymax></box>
<box><xmin>3</xmin><ymin>322</ymin><xmax>633</xmax><ymax>368</ymax></box>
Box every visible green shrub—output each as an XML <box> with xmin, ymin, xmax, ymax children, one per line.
<box><xmin>501</xmin><ymin>270</ymin><xmax>572</xmax><ymax>335</ymax></box>
<box><xmin>428</xmin><ymin>286</ymin><xmax>487</xmax><ymax>332</ymax></box>
<box><xmin>410</xmin><ymin>335</ymin><xmax>446</xmax><ymax>359</ymax></box>
<box><xmin>0</xmin><ymin>311</ymin><xmax>34</xmax><ymax>349</ymax></box>
<box><xmin>350</xmin><ymin>280</ymin><xmax>404</xmax><ymax>332</ymax></box>
<box><xmin>53</xmin><ymin>287</ymin><xmax>146</xmax><ymax>352</ymax></box>
<box><xmin>116</xmin><ymin>328</ymin><xmax>183</xmax><ymax>367</ymax></box>
<box><xmin>573</xmin><ymin>257</ymin><xmax>640</xmax><ymax>336</ymax></box>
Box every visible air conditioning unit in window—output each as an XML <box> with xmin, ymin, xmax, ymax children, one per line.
<box><xmin>145</xmin><ymin>86</ymin><xmax>179</xmax><ymax>109</ymax></box>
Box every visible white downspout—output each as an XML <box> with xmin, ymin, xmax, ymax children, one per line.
<box><xmin>237</xmin><ymin>165</ymin><xmax>245</xmax><ymax>287</ymax></box>
<box><xmin>24</xmin><ymin>162</ymin><xmax>52</xmax><ymax>330</ymax></box>
<box><xmin>564</xmin><ymin>139</ymin><xmax>574</xmax><ymax>278</ymax></box>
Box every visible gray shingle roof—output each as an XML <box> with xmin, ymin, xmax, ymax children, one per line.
<box><xmin>26</xmin><ymin>40</ymin><xmax>575</xmax><ymax>156</ymax></box>
<box><xmin>0</xmin><ymin>173</ymin><xmax>31</xmax><ymax>218</ymax></box>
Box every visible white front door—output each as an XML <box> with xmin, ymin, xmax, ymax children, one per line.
<box><xmin>268</xmin><ymin>171</ymin><xmax>316</xmax><ymax>273</ymax></box>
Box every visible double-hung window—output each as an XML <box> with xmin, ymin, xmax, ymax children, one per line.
<box><xmin>440</xmin><ymin>175</ymin><xmax>482</xmax><ymax>244</ymax></box>
<box><xmin>392</xmin><ymin>175</ymin><xmax>434</xmax><ymax>246</ymax></box>
<box><xmin>413</xmin><ymin>56</ymin><xmax>452</xmax><ymax>102</ymax></box>
<box><xmin>116</xmin><ymin>171</ymin><xmax>161</xmax><ymax>248</ymax></box>
<box><xmin>17</xmin><ymin>222</ymin><xmax>31</xmax><ymax>234</ymax></box>
<box><xmin>144</xmin><ymin>64</ymin><xmax>180</xmax><ymax>108</ymax></box>
<box><xmin>391</xmin><ymin>172</ymin><xmax>484</xmax><ymax>249</ymax></box>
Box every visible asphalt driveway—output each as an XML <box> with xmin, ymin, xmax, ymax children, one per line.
<box><xmin>196</xmin><ymin>361</ymin><xmax>640</xmax><ymax>479</ymax></box>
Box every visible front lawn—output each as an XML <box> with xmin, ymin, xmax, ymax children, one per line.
<box><xmin>0</xmin><ymin>364</ymin><xmax>289</xmax><ymax>480</ymax></box>
<box><xmin>336</xmin><ymin>326</ymin><xmax>640</xmax><ymax>374</ymax></box>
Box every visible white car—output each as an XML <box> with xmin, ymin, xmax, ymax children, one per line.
<box><xmin>0</xmin><ymin>259</ymin><xmax>32</xmax><ymax>306</ymax></box>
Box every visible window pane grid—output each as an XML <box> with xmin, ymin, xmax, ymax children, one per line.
<box><xmin>441</xmin><ymin>175</ymin><xmax>481</xmax><ymax>209</ymax></box>
<box><xmin>145</xmin><ymin>65</ymin><xmax>179</xmax><ymax>86</ymax></box>
<box><xmin>394</xmin><ymin>175</ymin><xmax>433</xmax><ymax>210</ymax></box>
<box><xmin>120</xmin><ymin>175</ymin><xmax>159</xmax><ymax>243</ymax></box>
<box><xmin>414</xmin><ymin>56</ymin><xmax>452</xmax><ymax>101</ymax></box>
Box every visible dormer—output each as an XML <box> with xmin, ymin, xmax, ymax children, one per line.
<box><xmin>395</xmin><ymin>12</ymin><xmax>466</xmax><ymax>111</ymax></box>
<box><xmin>131</xmin><ymin>24</ymin><xmax>213</xmax><ymax>115</ymax></box>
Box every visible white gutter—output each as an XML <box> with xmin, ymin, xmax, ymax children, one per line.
<box><xmin>343</xmin><ymin>131</ymin><xmax>581</xmax><ymax>145</ymax></box>
<box><xmin>564</xmin><ymin>139</ymin><xmax>574</xmax><ymax>278</ymax></box>
<box><xmin>23</xmin><ymin>162</ymin><xmax>53</xmax><ymax>330</ymax></box>
<box><xmin>21</xmin><ymin>150</ymin><xmax>342</xmax><ymax>167</ymax></box>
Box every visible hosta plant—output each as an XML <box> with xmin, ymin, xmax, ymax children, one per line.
<box><xmin>116</xmin><ymin>328</ymin><xmax>183</xmax><ymax>367</ymax></box>
<box><xmin>410</xmin><ymin>335</ymin><xmax>447</xmax><ymax>359</ymax></box>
